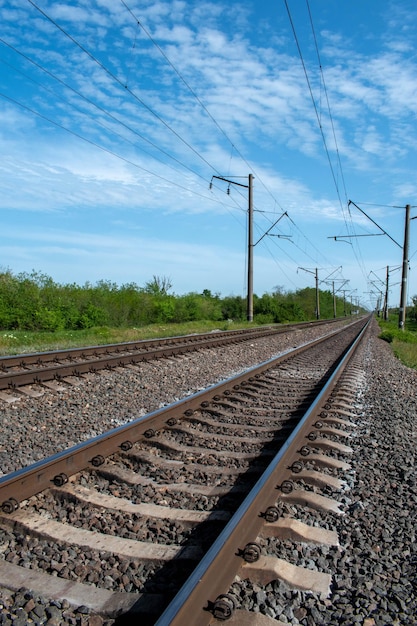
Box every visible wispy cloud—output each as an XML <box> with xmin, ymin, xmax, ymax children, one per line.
<box><xmin>1</xmin><ymin>0</ymin><xmax>416</xmax><ymax>304</ymax></box>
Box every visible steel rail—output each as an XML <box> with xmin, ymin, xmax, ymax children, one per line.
<box><xmin>0</xmin><ymin>332</ymin><xmax>270</xmax><ymax>389</ymax></box>
<box><xmin>0</xmin><ymin>318</ymin><xmax>347</xmax><ymax>391</ymax></box>
<box><xmin>0</xmin><ymin>318</ymin><xmax>343</xmax><ymax>366</ymax></box>
<box><xmin>0</xmin><ymin>317</ymin><xmax>365</xmax><ymax>513</ymax></box>
<box><xmin>154</xmin><ymin>316</ymin><xmax>370</xmax><ymax>625</ymax></box>
<box><xmin>0</xmin><ymin>327</ymin><xmax>271</xmax><ymax>367</ymax></box>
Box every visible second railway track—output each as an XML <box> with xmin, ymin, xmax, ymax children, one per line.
<box><xmin>0</xmin><ymin>317</ymin><xmax>370</xmax><ymax>624</ymax></box>
<box><xmin>0</xmin><ymin>319</ymin><xmax>344</xmax><ymax>395</ymax></box>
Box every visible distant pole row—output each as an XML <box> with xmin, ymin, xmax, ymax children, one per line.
<box><xmin>212</xmin><ymin>178</ymin><xmax>413</xmax><ymax>327</ymax></box>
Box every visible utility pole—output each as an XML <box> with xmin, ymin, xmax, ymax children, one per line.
<box><xmin>315</xmin><ymin>269</ymin><xmax>320</xmax><ymax>320</ymax></box>
<box><xmin>369</xmin><ymin>267</ymin><xmax>397</xmax><ymax>321</ymax></box>
<box><xmin>342</xmin><ymin>290</ymin><xmax>346</xmax><ymax>316</ymax></box>
<box><xmin>247</xmin><ymin>173</ymin><xmax>254</xmax><ymax>322</ymax></box>
<box><xmin>344</xmin><ymin>200</ymin><xmax>415</xmax><ymax>330</ymax></box>
<box><xmin>341</xmin><ymin>290</ymin><xmax>348</xmax><ymax>316</ymax></box>
<box><xmin>325</xmin><ymin>278</ymin><xmax>348</xmax><ymax>318</ymax></box>
<box><xmin>399</xmin><ymin>204</ymin><xmax>410</xmax><ymax>330</ymax></box>
<box><xmin>210</xmin><ymin>174</ymin><xmax>254</xmax><ymax>321</ymax></box>
<box><xmin>347</xmin><ymin>289</ymin><xmax>357</xmax><ymax>316</ymax></box>
<box><xmin>384</xmin><ymin>265</ymin><xmax>389</xmax><ymax>321</ymax></box>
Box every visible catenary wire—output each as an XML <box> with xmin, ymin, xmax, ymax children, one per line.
<box><xmin>0</xmin><ymin>51</ymin><xmax>205</xmax><ymax>185</ymax></box>
<box><xmin>285</xmin><ymin>0</ymin><xmax>370</xmax><ymax>286</ymax></box>
<box><xmin>0</xmin><ymin>90</ymin><xmax>214</xmax><ymax>202</ymax></box>
<box><xmin>119</xmin><ymin>0</ymin><xmax>333</xmax><ymax>270</ymax></box>
<box><xmin>0</xmin><ymin>39</ymin><xmax>249</xmax><ymax>222</ymax></box>
<box><xmin>26</xmin><ymin>0</ymin><xmax>220</xmax><ymax>175</ymax></box>
<box><xmin>16</xmin><ymin>1</ymin><xmax>344</xmax><ymax>288</ymax></box>
<box><xmin>22</xmin><ymin>0</ymin><xmax>254</xmax><ymax>224</ymax></box>
<box><xmin>306</xmin><ymin>0</ymin><xmax>369</xmax><ymax>281</ymax></box>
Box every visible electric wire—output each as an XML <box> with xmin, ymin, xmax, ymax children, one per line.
<box><xmin>120</xmin><ymin>0</ymin><xmax>242</xmax><ymax>156</ymax></box>
<box><xmin>0</xmin><ymin>83</ymin><xmax>247</xmax><ymax>244</ymax></box>
<box><xmin>26</xmin><ymin>0</ymin><xmax>219</xmax><ymax>175</ymax></box>
<box><xmin>120</xmin><ymin>0</ymin><xmax>284</xmax><ymax>212</ymax></box>
<box><xmin>306</xmin><ymin>0</ymin><xmax>348</xmax><ymax>205</ymax></box>
<box><xmin>256</xmin><ymin>236</ymin><xmax>299</xmax><ymax>290</ymax></box>
<box><xmin>0</xmin><ymin>90</ymin><xmax>213</xmax><ymax>202</ymax></box>
<box><xmin>0</xmin><ymin>51</ymin><xmax>200</xmax><ymax>182</ymax></box>
<box><xmin>307</xmin><ymin>1</ymin><xmax>370</xmax><ymax>282</ymax></box>
<box><xmin>0</xmin><ymin>39</ymin><xmax>248</xmax><ymax>221</ymax></box>
<box><xmin>119</xmin><ymin>0</ymin><xmax>333</xmax><ymax>271</ymax></box>
<box><xmin>284</xmin><ymin>0</ymin><xmax>340</xmax><ymax>200</ymax></box>
<box><xmin>22</xmin><ymin>0</ymin><xmax>255</xmax><ymax>225</ymax></box>
<box><xmin>285</xmin><ymin>0</ymin><xmax>370</xmax><ymax>285</ymax></box>
<box><xmin>30</xmin><ymin>0</ymin><xmax>335</xmax><ymax>273</ymax></box>
<box><xmin>6</xmin><ymin>2</ymin><xmax>357</xmax><ymax>294</ymax></box>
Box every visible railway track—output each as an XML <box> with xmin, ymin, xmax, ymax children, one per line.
<box><xmin>0</xmin><ymin>318</ymin><xmax>344</xmax><ymax>395</ymax></box>
<box><xmin>0</xmin><ymin>317</ymin><xmax>369</xmax><ymax>624</ymax></box>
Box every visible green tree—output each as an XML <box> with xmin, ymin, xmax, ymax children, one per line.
<box><xmin>144</xmin><ymin>275</ymin><xmax>173</xmax><ymax>296</ymax></box>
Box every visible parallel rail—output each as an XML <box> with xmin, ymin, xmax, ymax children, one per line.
<box><xmin>157</xmin><ymin>317</ymin><xmax>369</xmax><ymax>625</ymax></box>
<box><xmin>0</xmin><ymin>316</ymin><xmax>370</xmax><ymax>624</ymax></box>
<box><xmin>0</xmin><ymin>318</ymin><xmax>346</xmax><ymax>391</ymax></box>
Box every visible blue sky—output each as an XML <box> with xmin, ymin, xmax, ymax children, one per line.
<box><xmin>1</xmin><ymin>0</ymin><xmax>417</xmax><ymax>309</ymax></box>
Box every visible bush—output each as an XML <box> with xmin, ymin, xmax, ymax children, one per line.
<box><xmin>35</xmin><ymin>308</ymin><xmax>66</xmax><ymax>332</ymax></box>
<box><xmin>254</xmin><ymin>314</ymin><xmax>274</xmax><ymax>325</ymax></box>
<box><xmin>379</xmin><ymin>328</ymin><xmax>417</xmax><ymax>344</ymax></box>
<box><xmin>0</xmin><ymin>269</ymin><xmax>363</xmax><ymax>332</ymax></box>
<box><xmin>379</xmin><ymin>330</ymin><xmax>394</xmax><ymax>343</ymax></box>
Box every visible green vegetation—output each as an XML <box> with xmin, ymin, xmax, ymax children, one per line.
<box><xmin>0</xmin><ymin>321</ymin><xmax>246</xmax><ymax>355</ymax></box>
<box><xmin>378</xmin><ymin>314</ymin><xmax>417</xmax><ymax>369</ymax></box>
<box><xmin>0</xmin><ymin>269</ymin><xmax>363</xmax><ymax>355</ymax></box>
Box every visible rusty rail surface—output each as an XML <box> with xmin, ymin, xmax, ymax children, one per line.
<box><xmin>0</xmin><ymin>316</ymin><xmax>370</xmax><ymax>624</ymax></box>
<box><xmin>0</xmin><ymin>318</ymin><xmax>364</xmax><ymax>507</ymax></box>
<box><xmin>156</xmin><ymin>317</ymin><xmax>370</xmax><ymax>625</ymax></box>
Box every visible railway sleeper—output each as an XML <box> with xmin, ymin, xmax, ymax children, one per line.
<box><xmin>295</xmin><ymin>452</ymin><xmax>351</xmax><ymax>471</ymax></box>
<box><xmin>0</xmin><ymin>509</ymin><xmax>204</xmax><ymax>562</ymax></box>
<box><xmin>50</xmin><ymin>482</ymin><xmax>231</xmax><ymax>524</ymax></box>
<box><xmin>98</xmin><ymin>463</ymin><xmax>249</xmax><ymax>496</ymax></box>
<box><xmin>184</xmin><ymin>413</ymin><xmax>295</xmax><ymax>434</ymax></box>
<box><xmin>239</xmin><ymin>555</ymin><xmax>332</xmax><ymax>599</ymax></box>
<box><xmin>139</xmin><ymin>435</ymin><xmax>277</xmax><ymax>460</ymax></box>
<box><xmin>260</xmin><ymin>517</ymin><xmax>339</xmax><ymax>546</ymax></box>
<box><xmin>0</xmin><ymin>560</ymin><xmax>146</xmax><ymax>618</ymax></box>
<box><xmin>279</xmin><ymin>489</ymin><xmax>344</xmax><ymax>515</ymax></box>
<box><xmin>122</xmin><ymin>449</ymin><xmax>263</xmax><ymax>475</ymax></box>
<box><xmin>166</xmin><ymin>422</ymin><xmax>279</xmax><ymax>444</ymax></box>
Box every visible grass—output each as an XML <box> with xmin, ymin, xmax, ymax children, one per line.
<box><xmin>5</xmin><ymin>315</ymin><xmax>416</xmax><ymax>368</ymax></box>
<box><xmin>0</xmin><ymin>319</ymin><xmax>253</xmax><ymax>356</ymax></box>
<box><xmin>378</xmin><ymin>316</ymin><xmax>417</xmax><ymax>369</ymax></box>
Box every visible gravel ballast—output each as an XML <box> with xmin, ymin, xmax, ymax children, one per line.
<box><xmin>0</xmin><ymin>323</ymin><xmax>347</xmax><ymax>476</ymax></box>
<box><xmin>230</xmin><ymin>320</ymin><xmax>417</xmax><ymax>625</ymax></box>
<box><xmin>0</xmin><ymin>318</ymin><xmax>416</xmax><ymax>625</ymax></box>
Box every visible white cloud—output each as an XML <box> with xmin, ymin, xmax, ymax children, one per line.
<box><xmin>1</xmin><ymin>0</ymin><xmax>416</xmax><ymax>304</ymax></box>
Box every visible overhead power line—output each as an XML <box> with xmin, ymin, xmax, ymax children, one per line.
<box><xmin>0</xmin><ymin>36</ymin><xmax>216</xmax><ymax>186</ymax></box>
<box><xmin>0</xmin><ymin>90</ymin><xmax>213</xmax><ymax>200</ymax></box>
<box><xmin>26</xmin><ymin>0</ymin><xmax>218</xmax><ymax>175</ymax></box>
<box><xmin>284</xmin><ymin>0</ymin><xmax>341</xmax><ymax>200</ymax></box>
<box><xmin>7</xmin><ymin>1</ymin><xmax>345</xmax><ymax>281</ymax></box>
<box><xmin>285</xmin><ymin>0</ymin><xmax>370</xmax><ymax>285</ymax></box>
<box><xmin>119</xmin><ymin>0</ymin><xmax>334</xmax><ymax>269</ymax></box>
<box><xmin>119</xmin><ymin>0</ymin><xmax>285</xmax><ymax>213</ymax></box>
